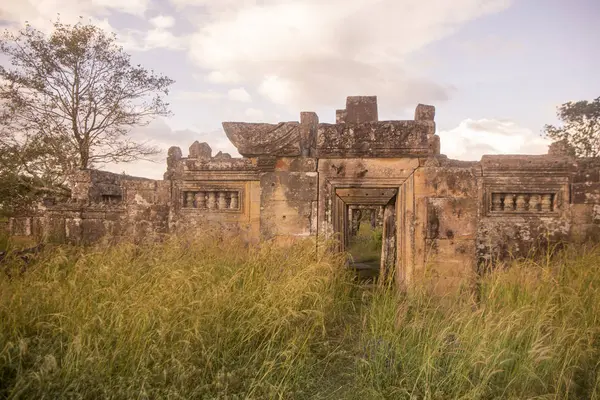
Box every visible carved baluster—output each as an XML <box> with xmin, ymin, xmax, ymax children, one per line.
<box><xmin>492</xmin><ymin>193</ymin><xmax>502</xmax><ymax>211</ymax></box>
<box><xmin>529</xmin><ymin>194</ymin><xmax>540</xmax><ymax>212</ymax></box>
<box><xmin>230</xmin><ymin>192</ymin><xmax>239</xmax><ymax>209</ymax></box>
<box><xmin>541</xmin><ymin>194</ymin><xmax>553</xmax><ymax>212</ymax></box>
<box><xmin>516</xmin><ymin>194</ymin><xmax>527</xmax><ymax>211</ymax></box>
<box><xmin>218</xmin><ymin>192</ymin><xmax>227</xmax><ymax>210</ymax></box>
<box><xmin>185</xmin><ymin>192</ymin><xmax>194</xmax><ymax>208</ymax></box>
<box><xmin>207</xmin><ymin>192</ymin><xmax>216</xmax><ymax>210</ymax></box>
<box><xmin>504</xmin><ymin>194</ymin><xmax>515</xmax><ymax>211</ymax></box>
<box><xmin>195</xmin><ymin>191</ymin><xmax>206</xmax><ymax>209</ymax></box>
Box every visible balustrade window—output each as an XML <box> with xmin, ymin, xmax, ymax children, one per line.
<box><xmin>490</xmin><ymin>193</ymin><xmax>555</xmax><ymax>213</ymax></box>
<box><xmin>183</xmin><ymin>190</ymin><xmax>240</xmax><ymax>211</ymax></box>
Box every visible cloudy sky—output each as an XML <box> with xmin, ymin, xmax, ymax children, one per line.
<box><xmin>1</xmin><ymin>0</ymin><xmax>599</xmax><ymax>178</ymax></box>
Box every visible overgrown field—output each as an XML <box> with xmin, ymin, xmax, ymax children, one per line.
<box><xmin>1</xmin><ymin>234</ymin><xmax>599</xmax><ymax>399</ymax></box>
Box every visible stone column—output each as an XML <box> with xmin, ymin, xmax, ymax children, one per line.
<box><xmin>541</xmin><ymin>194</ymin><xmax>553</xmax><ymax>212</ymax></box>
<box><xmin>195</xmin><ymin>191</ymin><xmax>206</xmax><ymax>209</ymax></box>
<box><xmin>516</xmin><ymin>194</ymin><xmax>527</xmax><ymax>211</ymax></box>
<box><xmin>218</xmin><ymin>192</ymin><xmax>227</xmax><ymax>210</ymax></box>
<box><xmin>185</xmin><ymin>192</ymin><xmax>194</xmax><ymax>208</ymax></box>
<box><xmin>207</xmin><ymin>192</ymin><xmax>216</xmax><ymax>210</ymax></box>
<box><xmin>529</xmin><ymin>194</ymin><xmax>540</xmax><ymax>212</ymax></box>
<box><xmin>492</xmin><ymin>193</ymin><xmax>503</xmax><ymax>211</ymax></box>
<box><xmin>300</xmin><ymin>111</ymin><xmax>318</xmax><ymax>157</ymax></box>
<box><xmin>230</xmin><ymin>192</ymin><xmax>239</xmax><ymax>209</ymax></box>
<box><xmin>505</xmin><ymin>194</ymin><xmax>516</xmax><ymax>211</ymax></box>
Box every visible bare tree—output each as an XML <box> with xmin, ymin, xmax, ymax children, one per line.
<box><xmin>0</xmin><ymin>18</ymin><xmax>174</xmax><ymax>213</ymax></box>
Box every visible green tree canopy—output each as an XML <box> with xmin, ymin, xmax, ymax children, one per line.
<box><xmin>544</xmin><ymin>97</ymin><xmax>600</xmax><ymax>158</ymax></box>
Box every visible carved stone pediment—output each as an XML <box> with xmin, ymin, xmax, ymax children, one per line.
<box><xmin>316</xmin><ymin>120</ymin><xmax>434</xmax><ymax>158</ymax></box>
<box><xmin>222</xmin><ymin>122</ymin><xmax>301</xmax><ymax>157</ymax></box>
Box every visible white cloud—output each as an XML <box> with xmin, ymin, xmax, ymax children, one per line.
<box><xmin>258</xmin><ymin>75</ymin><xmax>293</xmax><ymax>105</ymax></box>
<box><xmin>91</xmin><ymin>0</ymin><xmax>148</xmax><ymax>15</ymax></box>
<box><xmin>186</xmin><ymin>0</ymin><xmax>512</xmax><ymax>111</ymax></box>
<box><xmin>228</xmin><ymin>87</ymin><xmax>252</xmax><ymax>102</ymax></box>
<box><xmin>0</xmin><ymin>0</ymin><xmax>148</xmax><ymax>33</ymax></box>
<box><xmin>0</xmin><ymin>1</ymin><xmax>187</xmax><ymax>52</ymax></box>
<box><xmin>174</xmin><ymin>91</ymin><xmax>225</xmax><ymax>101</ymax></box>
<box><xmin>150</xmin><ymin>15</ymin><xmax>175</xmax><ymax>29</ymax></box>
<box><xmin>204</xmin><ymin>70</ymin><xmax>243</xmax><ymax>84</ymax></box>
<box><xmin>142</xmin><ymin>29</ymin><xmax>185</xmax><ymax>50</ymax></box>
<box><xmin>438</xmin><ymin>118</ymin><xmax>551</xmax><ymax>160</ymax></box>
<box><xmin>244</xmin><ymin>107</ymin><xmax>264</xmax><ymax>121</ymax></box>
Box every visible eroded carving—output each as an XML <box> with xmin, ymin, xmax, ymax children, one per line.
<box><xmin>222</xmin><ymin>122</ymin><xmax>301</xmax><ymax>157</ymax></box>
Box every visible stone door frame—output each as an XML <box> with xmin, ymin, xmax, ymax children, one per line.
<box><xmin>319</xmin><ymin>175</ymin><xmax>415</xmax><ymax>282</ymax></box>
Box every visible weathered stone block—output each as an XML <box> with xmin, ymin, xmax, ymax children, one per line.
<box><xmin>316</xmin><ymin>121</ymin><xmax>432</xmax><ymax>158</ymax></box>
<box><xmin>572</xmin><ymin>169</ymin><xmax>599</xmax><ymax>183</ymax></box>
<box><xmin>424</xmin><ymin>239</ymin><xmax>476</xmax><ymax>277</ymax></box>
<box><xmin>415</xmin><ymin>104</ymin><xmax>435</xmax><ymax>121</ymax></box>
<box><xmin>274</xmin><ymin>157</ymin><xmax>317</xmax><ymax>172</ymax></box>
<box><xmin>345</xmin><ymin>96</ymin><xmax>378</xmax><ymax>123</ymax></box>
<box><xmin>9</xmin><ymin>217</ymin><xmax>32</xmax><ymax>236</ymax></box>
<box><xmin>260</xmin><ymin>200</ymin><xmax>313</xmax><ymax>239</ymax></box>
<box><xmin>481</xmin><ymin>155</ymin><xmax>571</xmax><ymax>175</ymax></box>
<box><xmin>167</xmin><ymin>146</ymin><xmax>182</xmax><ymax>169</ymax></box>
<box><xmin>570</xmin><ymin>224</ymin><xmax>600</xmax><ymax>243</ymax></box>
<box><xmin>571</xmin><ymin>204</ymin><xmax>596</xmax><ymax>224</ymax></box>
<box><xmin>261</xmin><ymin>172</ymin><xmax>318</xmax><ymax>203</ymax></box>
<box><xmin>188</xmin><ymin>141</ymin><xmax>212</xmax><ymax>159</ymax></box>
<box><xmin>300</xmin><ymin>112</ymin><xmax>318</xmax><ymax>156</ymax></box>
<box><xmin>426</xmin><ymin>198</ymin><xmax>477</xmax><ymax>240</ymax></box>
<box><xmin>65</xmin><ymin>218</ymin><xmax>82</xmax><ymax>243</ymax></box>
<box><xmin>47</xmin><ymin>218</ymin><xmax>66</xmax><ymax>242</ymax></box>
<box><xmin>414</xmin><ymin>168</ymin><xmax>478</xmax><ymax>198</ymax></box>
<box><xmin>222</xmin><ymin>122</ymin><xmax>301</xmax><ymax>157</ymax></box>
<box><xmin>214</xmin><ymin>151</ymin><xmax>232</xmax><ymax>160</ymax></box>
<box><xmin>81</xmin><ymin>219</ymin><xmax>106</xmax><ymax>244</ymax></box>
<box><xmin>572</xmin><ymin>182</ymin><xmax>600</xmax><ymax>204</ymax></box>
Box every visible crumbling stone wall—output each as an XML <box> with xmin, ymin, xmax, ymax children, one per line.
<box><xmin>412</xmin><ymin>158</ymin><xmax>479</xmax><ymax>291</ymax></box>
<box><xmin>10</xmin><ymin>170</ymin><xmax>170</xmax><ymax>244</ymax></box>
<box><xmin>9</xmin><ymin>95</ymin><xmax>600</xmax><ymax>292</ymax></box>
<box><xmin>476</xmin><ymin>155</ymin><xmax>573</xmax><ymax>263</ymax></box>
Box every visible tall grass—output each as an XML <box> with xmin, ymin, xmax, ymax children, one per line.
<box><xmin>0</xmin><ymin>235</ymin><xmax>356</xmax><ymax>399</ymax></box>
<box><xmin>357</xmin><ymin>245</ymin><xmax>600</xmax><ymax>399</ymax></box>
<box><xmin>1</xmin><ymin>236</ymin><xmax>599</xmax><ymax>399</ymax></box>
<box><xmin>347</xmin><ymin>223</ymin><xmax>383</xmax><ymax>264</ymax></box>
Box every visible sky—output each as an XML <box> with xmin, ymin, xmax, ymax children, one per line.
<box><xmin>1</xmin><ymin>0</ymin><xmax>599</xmax><ymax>179</ymax></box>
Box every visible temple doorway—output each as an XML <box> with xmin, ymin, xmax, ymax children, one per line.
<box><xmin>346</xmin><ymin>206</ymin><xmax>384</xmax><ymax>280</ymax></box>
<box><xmin>333</xmin><ymin>188</ymin><xmax>398</xmax><ymax>282</ymax></box>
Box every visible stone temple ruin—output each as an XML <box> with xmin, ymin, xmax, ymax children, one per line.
<box><xmin>8</xmin><ymin>96</ymin><xmax>600</xmax><ymax>289</ymax></box>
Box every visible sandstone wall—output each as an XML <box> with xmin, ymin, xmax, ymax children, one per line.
<box><xmin>476</xmin><ymin>155</ymin><xmax>573</xmax><ymax>264</ymax></box>
<box><xmin>259</xmin><ymin>157</ymin><xmax>318</xmax><ymax>242</ymax></box>
<box><xmin>7</xmin><ymin>95</ymin><xmax>600</xmax><ymax>293</ymax></box>
<box><xmin>411</xmin><ymin>158</ymin><xmax>480</xmax><ymax>292</ymax></box>
<box><xmin>569</xmin><ymin>158</ymin><xmax>600</xmax><ymax>242</ymax></box>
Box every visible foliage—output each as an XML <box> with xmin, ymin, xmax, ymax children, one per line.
<box><xmin>0</xmin><ymin>18</ymin><xmax>174</xmax><ymax>214</ymax></box>
<box><xmin>347</xmin><ymin>222</ymin><xmax>383</xmax><ymax>264</ymax></box>
<box><xmin>1</xmin><ymin>237</ymin><xmax>599</xmax><ymax>399</ymax></box>
<box><xmin>544</xmin><ymin>96</ymin><xmax>600</xmax><ymax>157</ymax></box>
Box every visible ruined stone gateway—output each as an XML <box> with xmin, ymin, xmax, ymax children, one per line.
<box><xmin>10</xmin><ymin>96</ymin><xmax>600</xmax><ymax>289</ymax></box>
